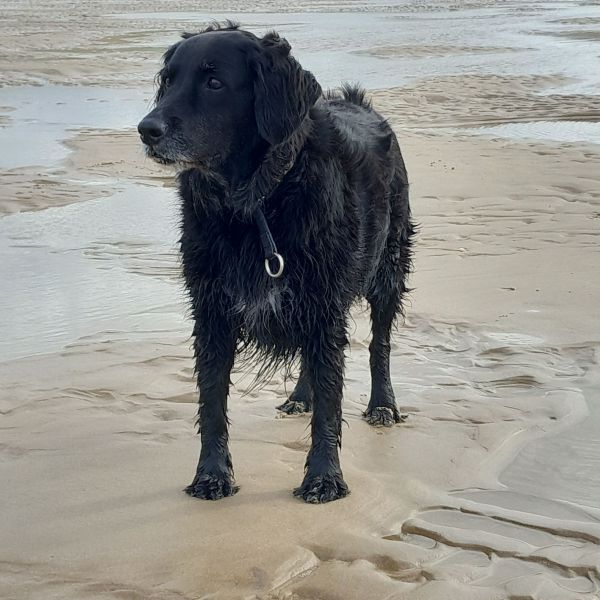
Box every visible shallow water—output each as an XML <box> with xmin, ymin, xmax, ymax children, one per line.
<box><xmin>113</xmin><ymin>3</ymin><xmax>600</xmax><ymax>96</ymax></box>
<box><xmin>0</xmin><ymin>86</ymin><xmax>150</xmax><ymax>169</ymax></box>
<box><xmin>470</xmin><ymin>120</ymin><xmax>600</xmax><ymax>145</ymax></box>
<box><xmin>501</xmin><ymin>341</ymin><xmax>600</xmax><ymax>509</ymax></box>
<box><xmin>0</xmin><ymin>185</ymin><xmax>185</xmax><ymax>362</ymax></box>
<box><xmin>383</xmin><ymin>317</ymin><xmax>600</xmax><ymax>594</ymax></box>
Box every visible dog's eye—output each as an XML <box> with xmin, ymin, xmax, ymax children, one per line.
<box><xmin>207</xmin><ymin>77</ymin><xmax>223</xmax><ymax>90</ymax></box>
<box><xmin>163</xmin><ymin>76</ymin><xmax>171</xmax><ymax>88</ymax></box>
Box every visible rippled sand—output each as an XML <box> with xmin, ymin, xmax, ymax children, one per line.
<box><xmin>1</xmin><ymin>1</ymin><xmax>600</xmax><ymax>599</ymax></box>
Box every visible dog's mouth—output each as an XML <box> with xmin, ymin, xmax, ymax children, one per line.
<box><xmin>145</xmin><ymin>146</ymin><xmax>178</xmax><ymax>166</ymax></box>
<box><xmin>147</xmin><ymin>151</ymin><xmax>174</xmax><ymax>166</ymax></box>
<box><xmin>145</xmin><ymin>146</ymin><xmax>220</xmax><ymax>170</ymax></box>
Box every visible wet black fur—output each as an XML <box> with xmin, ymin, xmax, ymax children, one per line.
<box><xmin>139</xmin><ymin>23</ymin><xmax>414</xmax><ymax>503</ymax></box>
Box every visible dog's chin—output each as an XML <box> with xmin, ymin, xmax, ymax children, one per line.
<box><xmin>145</xmin><ymin>147</ymin><xmax>220</xmax><ymax>172</ymax></box>
<box><xmin>145</xmin><ymin>147</ymin><xmax>179</xmax><ymax>167</ymax></box>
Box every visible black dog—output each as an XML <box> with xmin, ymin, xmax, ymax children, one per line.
<box><xmin>138</xmin><ymin>22</ymin><xmax>414</xmax><ymax>503</ymax></box>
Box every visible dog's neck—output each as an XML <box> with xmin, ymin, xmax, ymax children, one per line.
<box><xmin>228</xmin><ymin>120</ymin><xmax>310</xmax><ymax>220</ymax></box>
<box><xmin>182</xmin><ymin>120</ymin><xmax>310</xmax><ymax>224</ymax></box>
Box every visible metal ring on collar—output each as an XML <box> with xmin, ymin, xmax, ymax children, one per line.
<box><xmin>265</xmin><ymin>253</ymin><xmax>285</xmax><ymax>278</ymax></box>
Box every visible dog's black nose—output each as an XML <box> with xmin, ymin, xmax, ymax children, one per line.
<box><xmin>138</xmin><ymin>116</ymin><xmax>167</xmax><ymax>146</ymax></box>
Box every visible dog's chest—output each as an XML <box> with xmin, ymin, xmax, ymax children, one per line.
<box><xmin>183</xmin><ymin>211</ymin><xmax>313</xmax><ymax>348</ymax></box>
<box><xmin>228</xmin><ymin>278</ymin><xmax>297</xmax><ymax>346</ymax></box>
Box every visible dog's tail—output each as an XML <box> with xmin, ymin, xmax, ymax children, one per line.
<box><xmin>338</xmin><ymin>82</ymin><xmax>372</xmax><ymax>110</ymax></box>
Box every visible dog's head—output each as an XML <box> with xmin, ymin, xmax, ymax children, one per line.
<box><xmin>138</xmin><ymin>23</ymin><xmax>321</xmax><ymax>173</ymax></box>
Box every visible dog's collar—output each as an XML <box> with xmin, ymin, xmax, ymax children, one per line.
<box><xmin>189</xmin><ymin>123</ymin><xmax>309</xmax><ymax>279</ymax></box>
<box><xmin>236</xmin><ymin>124</ymin><xmax>308</xmax><ymax>279</ymax></box>
<box><xmin>255</xmin><ymin>208</ymin><xmax>285</xmax><ymax>278</ymax></box>
<box><xmin>253</xmin><ymin>150</ymin><xmax>295</xmax><ymax>279</ymax></box>
<box><xmin>230</xmin><ymin>123</ymin><xmax>308</xmax><ymax>220</ymax></box>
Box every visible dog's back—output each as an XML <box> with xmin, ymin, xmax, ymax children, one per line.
<box><xmin>325</xmin><ymin>84</ymin><xmax>408</xmax><ymax>182</ymax></box>
<box><xmin>320</xmin><ymin>84</ymin><xmax>412</xmax><ymax>302</ymax></box>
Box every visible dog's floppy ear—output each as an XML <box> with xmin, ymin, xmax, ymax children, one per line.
<box><xmin>252</xmin><ymin>32</ymin><xmax>321</xmax><ymax>145</ymax></box>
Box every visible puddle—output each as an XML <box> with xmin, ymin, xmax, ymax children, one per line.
<box><xmin>384</xmin><ymin>317</ymin><xmax>600</xmax><ymax>597</ymax></box>
<box><xmin>0</xmin><ymin>86</ymin><xmax>151</xmax><ymax>169</ymax></box>
<box><xmin>501</xmin><ymin>344</ymin><xmax>600</xmax><ymax>509</ymax></box>
<box><xmin>469</xmin><ymin>120</ymin><xmax>600</xmax><ymax>145</ymax></box>
<box><xmin>0</xmin><ymin>184</ymin><xmax>186</xmax><ymax>362</ymax></box>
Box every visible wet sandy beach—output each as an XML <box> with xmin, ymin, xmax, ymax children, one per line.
<box><xmin>1</xmin><ymin>1</ymin><xmax>600</xmax><ymax>599</ymax></box>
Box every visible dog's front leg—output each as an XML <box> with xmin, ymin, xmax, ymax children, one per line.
<box><xmin>185</xmin><ymin>315</ymin><xmax>239</xmax><ymax>500</ymax></box>
<box><xmin>294</xmin><ymin>327</ymin><xmax>350</xmax><ymax>503</ymax></box>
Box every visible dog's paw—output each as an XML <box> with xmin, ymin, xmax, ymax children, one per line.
<box><xmin>276</xmin><ymin>396</ymin><xmax>312</xmax><ymax>415</ymax></box>
<box><xmin>185</xmin><ymin>472</ymin><xmax>239</xmax><ymax>500</ymax></box>
<box><xmin>293</xmin><ymin>473</ymin><xmax>349</xmax><ymax>504</ymax></box>
<box><xmin>363</xmin><ymin>406</ymin><xmax>406</xmax><ymax>427</ymax></box>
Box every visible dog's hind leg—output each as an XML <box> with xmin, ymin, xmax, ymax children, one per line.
<box><xmin>364</xmin><ymin>291</ymin><xmax>403</xmax><ymax>427</ymax></box>
<box><xmin>276</xmin><ymin>360</ymin><xmax>313</xmax><ymax>415</ymax></box>
<box><xmin>364</xmin><ymin>181</ymin><xmax>413</xmax><ymax>427</ymax></box>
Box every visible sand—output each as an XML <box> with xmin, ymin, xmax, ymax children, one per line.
<box><xmin>2</xmin><ymin>1</ymin><xmax>600</xmax><ymax>599</ymax></box>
